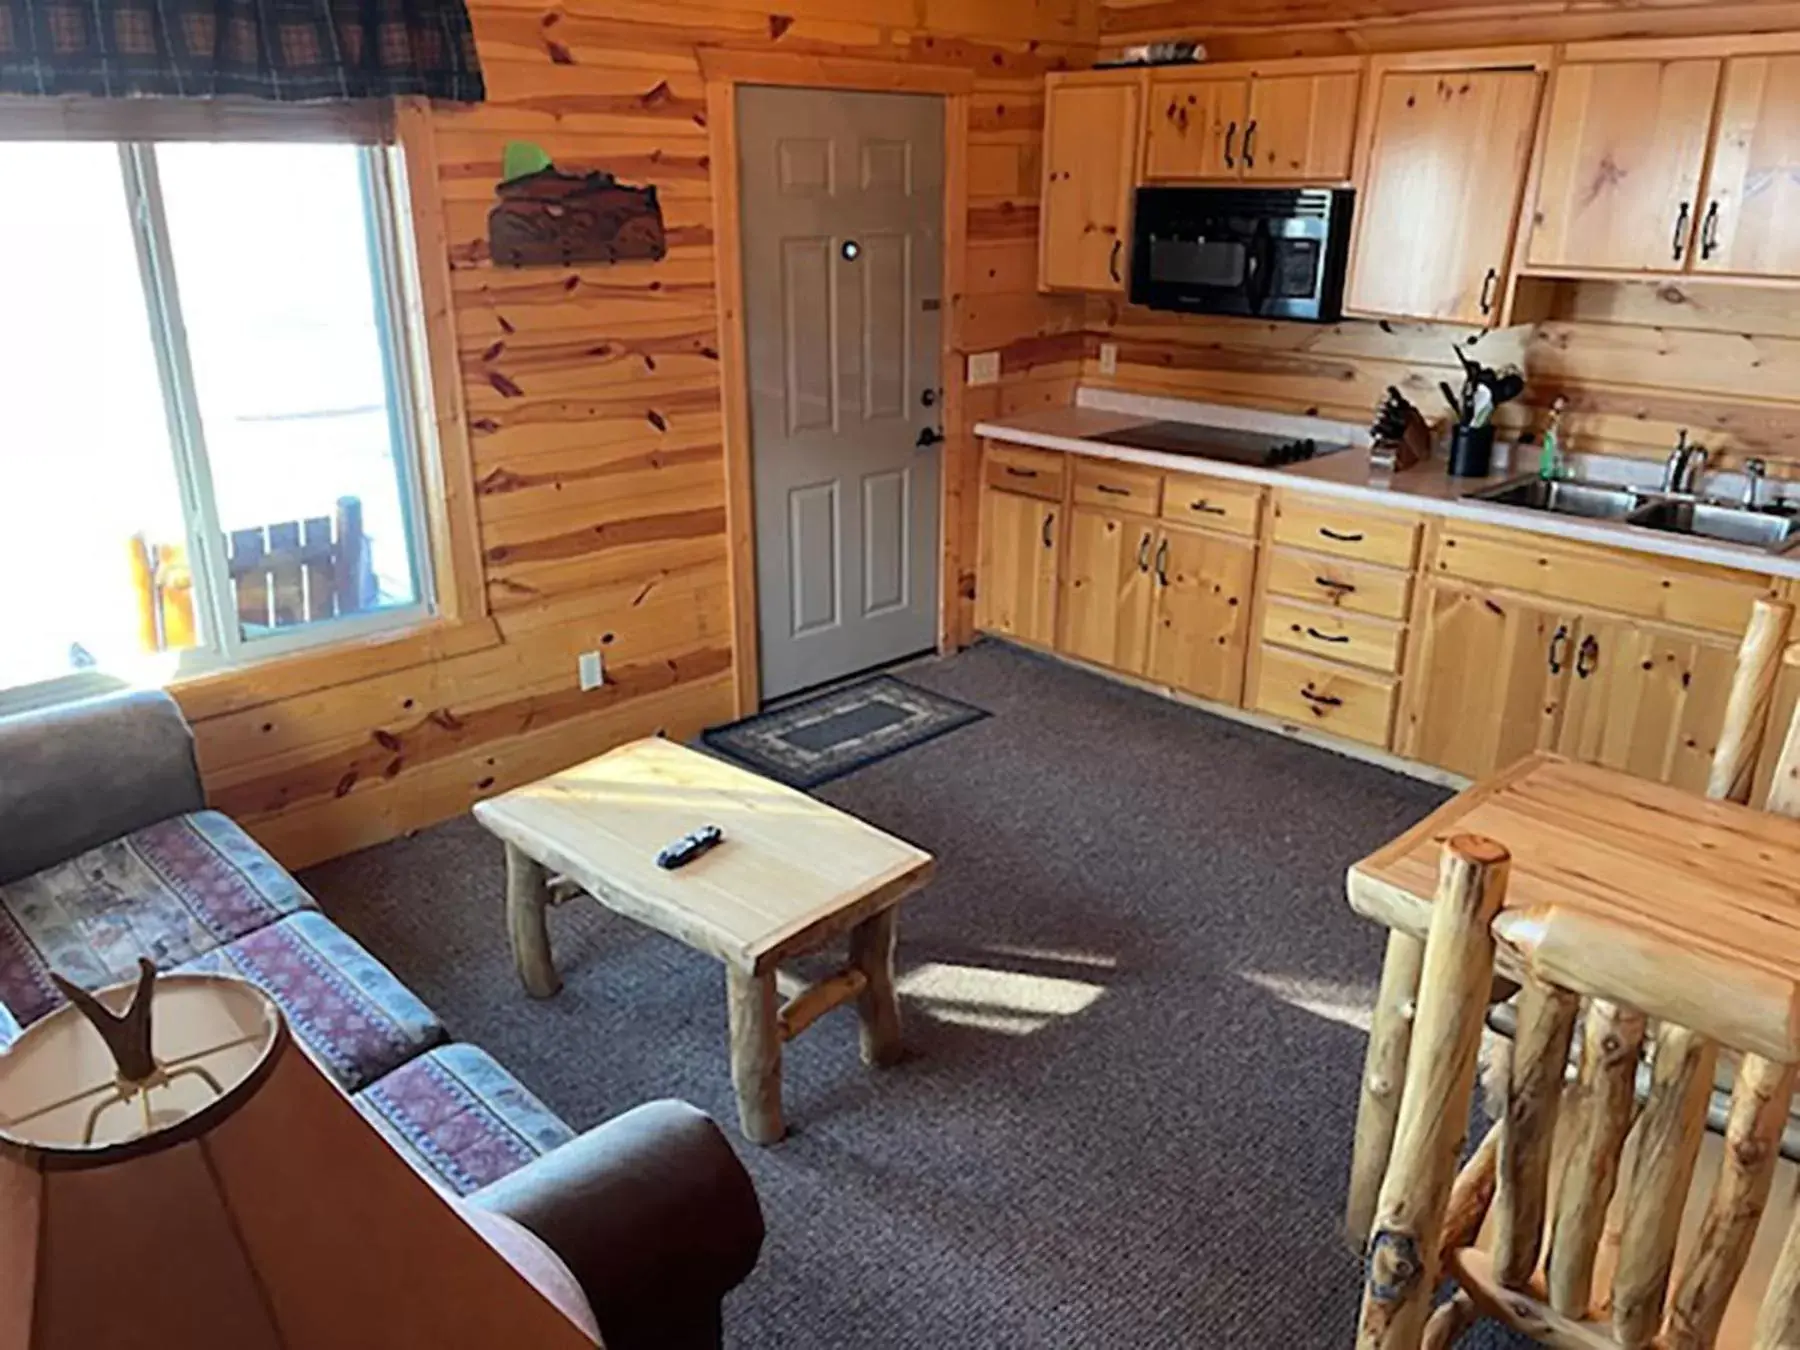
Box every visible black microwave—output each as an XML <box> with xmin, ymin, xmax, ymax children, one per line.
<box><xmin>1129</xmin><ymin>186</ymin><xmax>1355</xmax><ymax>323</ymax></box>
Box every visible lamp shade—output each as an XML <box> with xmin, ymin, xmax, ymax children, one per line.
<box><xmin>0</xmin><ymin>972</ymin><xmax>598</xmax><ymax>1350</ymax></box>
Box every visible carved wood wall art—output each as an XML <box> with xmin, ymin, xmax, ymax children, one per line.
<box><xmin>489</xmin><ymin>140</ymin><xmax>668</xmax><ymax>267</ymax></box>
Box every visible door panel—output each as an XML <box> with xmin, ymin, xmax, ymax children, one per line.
<box><xmin>1059</xmin><ymin>505</ymin><xmax>1155</xmax><ymax>672</ymax></box>
<box><xmin>1145</xmin><ymin>77</ymin><xmax>1249</xmax><ymax>180</ymax></box>
<box><xmin>976</xmin><ymin>490</ymin><xmax>1059</xmax><ymax>647</ymax></box>
<box><xmin>741</xmin><ymin>86</ymin><xmax>944</xmax><ymax>700</ymax></box>
<box><xmin>1346</xmin><ymin>69</ymin><xmax>1542</xmax><ymax>323</ymax></box>
<box><xmin>1041</xmin><ymin>76</ymin><xmax>1143</xmax><ymax>291</ymax></box>
<box><xmin>1145</xmin><ymin>527</ymin><xmax>1256</xmax><ymax>704</ymax></box>
<box><xmin>1401</xmin><ymin>584</ymin><xmax>1575</xmax><ymax>780</ymax></box>
<box><xmin>1696</xmin><ymin>56</ymin><xmax>1800</xmax><ymax>278</ymax></box>
<box><xmin>1244</xmin><ymin>72</ymin><xmax>1359</xmax><ymax>182</ymax></box>
<box><xmin>1527</xmin><ymin>59</ymin><xmax>1721</xmax><ymax>273</ymax></box>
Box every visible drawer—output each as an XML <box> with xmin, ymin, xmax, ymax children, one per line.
<box><xmin>1260</xmin><ymin>596</ymin><xmax>1405</xmax><ymax>675</ymax></box>
<box><xmin>1265</xmin><ymin>547</ymin><xmax>1413</xmax><ymax>620</ymax></box>
<box><xmin>984</xmin><ymin>444</ymin><xmax>1066</xmax><ymax>500</ymax></box>
<box><xmin>1273</xmin><ymin>493</ymin><xmax>1420</xmax><ymax>569</ymax></box>
<box><xmin>1160</xmin><ymin>474</ymin><xmax>1263</xmax><ymax>537</ymax></box>
<box><xmin>1253</xmin><ymin>646</ymin><xmax>1398</xmax><ymax>749</ymax></box>
<box><xmin>1072</xmin><ymin>457</ymin><xmax>1162</xmax><ymax>516</ymax></box>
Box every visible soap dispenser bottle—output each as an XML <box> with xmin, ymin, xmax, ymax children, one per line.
<box><xmin>1538</xmin><ymin>397</ymin><xmax>1568</xmax><ymax>481</ymax></box>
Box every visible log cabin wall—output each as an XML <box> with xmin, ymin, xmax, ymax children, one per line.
<box><xmin>176</xmin><ymin>0</ymin><xmax>1098</xmax><ymax>870</ymax></box>
<box><xmin>1082</xmin><ymin>0</ymin><xmax>1800</xmax><ymax>478</ymax></box>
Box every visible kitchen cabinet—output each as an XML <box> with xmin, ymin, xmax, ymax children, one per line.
<box><xmin>1345</xmin><ymin>63</ymin><xmax>1544</xmax><ymax>324</ymax></box>
<box><xmin>1040</xmin><ymin>71</ymin><xmax>1143</xmax><ymax>293</ymax></box>
<box><xmin>1144</xmin><ymin>526</ymin><xmax>1258</xmax><ymax>704</ymax></box>
<box><xmin>1401</xmin><ymin>582</ymin><xmax>1576</xmax><ymax>780</ymax></box>
<box><xmin>1144</xmin><ymin>75</ymin><xmax>1248</xmax><ymax>180</ymax></box>
<box><xmin>1059</xmin><ymin>505</ymin><xmax>1157</xmax><ymax>670</ymax></box>
<box><xmin>975</xmin><ymin>488</ymin><xmax>1061</xmax><ymax>648</ymax></box>
<box><xmin>1694</xmin><ymin>55</ymin><xmax>1800</xmax><ymax>278</ymax></box>
<box><xmin>1526</xmin><ymin>58</ymin><xmax>1722</xmax><ymax>273</ymax></box>
<box><xmin>1144</xmin><ymin>67</ymin><xmax>1359</xmax><ymax>183</ymax></box>
<box><xmin>1553</xmin><ymin>615</ymin><xmax>1738</xmax><ymax>795</ymax></box>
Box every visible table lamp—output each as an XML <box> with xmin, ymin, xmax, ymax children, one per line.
<box><xmin>0</xmin><ymin>962</ymin><xmax>599</xmax><ymax>1350</ymax></box>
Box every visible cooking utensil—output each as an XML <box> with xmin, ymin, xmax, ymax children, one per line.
<box><xmin>1471</xmin><ymin>385</ymin><xmax>1495</xmax><ymax>430</ymax></box>
<box><xmin>1440</xmin><ymin>381</ymin><xmax>1465</xmax><ymax>421</ymax></box>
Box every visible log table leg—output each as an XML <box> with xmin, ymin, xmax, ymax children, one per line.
<box><xmin>849</xmin><ymin>906</ymin><xmax>903</xmax><ymax>1068</ymax></box>
<box><xmin>727</xmin><ymin>966</ymin><xmax>784</xmax><ymax>1145</ymax></box>
<box><xmin>505</xmin><ymin>844</ymin><xmax>561</xmax><ymax>999</ymax></box>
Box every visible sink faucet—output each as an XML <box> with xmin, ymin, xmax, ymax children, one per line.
<box><xmin>1744</xmin><ymin>458</ymin><xmax>1768</xmax><ymax>509</ymax></box>
<box><xmin>1663</xmin><ymin>430</ymin><xmax>1709</xmax><ymax>494</ymax></box>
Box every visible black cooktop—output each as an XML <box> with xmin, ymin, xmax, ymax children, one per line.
<box><xmin>1084</xmin><ymin>420</ymin><xmax>1351</xmax><ymax>467</ymax></box>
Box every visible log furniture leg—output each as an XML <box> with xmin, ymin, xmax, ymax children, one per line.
<box><xmin>727</xmin><ymin>966</ymin><xmax>784</xmax><ymax>1146</ymax></box>
<box><xmin>1348</xmin><ymin>928</ymin><xmax>1427</xmax><ymax>1250</ymax></box>
<box><xmin>505</xmin><ymin>843</ymin><xmax>561</xmax><ymax>999</ymax></box>
<box><xmin>848</xmin><ymin>906</ymin><xmax>903</xmax><ymax>1067</ymax></box>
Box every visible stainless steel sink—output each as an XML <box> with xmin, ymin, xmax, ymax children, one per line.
<box><xmin>1468</xmin><ymin>476</ymin><xmax>1646</xmax><ymax>521</ymax></box>
<box><xmin>1627</xmin><ymin>499</ymin><xmax>1800</xmax><ymax>551</ymax></box>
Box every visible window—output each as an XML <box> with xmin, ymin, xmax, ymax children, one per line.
<box><xmin>0</xmin><ymin>136</ymin><xmax>435</xmax><ymax>700</ymax></box>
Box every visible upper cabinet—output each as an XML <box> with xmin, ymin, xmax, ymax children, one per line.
<box><xmin>1345</xmin><ymin>56</ymin><xmax>1547</xmax><ymax>325</ymax></box>
<box><xmin>1526</xmin><ymin>58</ymin><xmax>1722</xmax><ymax>273</ymax></box>
<box><xmin>1040</xmin><ymin>70</ymin><xmax>1144</xmax><ymax>293</ymax></box>
<box><xmin>1695</xmin><ymin>55</ymin><xmax>1800</xmax><ymax>277</ymax></box>
<box><xmin>1144</xmin><ymin>64</ymin><xmax>1360</xmax><ymax>183</ymax></box>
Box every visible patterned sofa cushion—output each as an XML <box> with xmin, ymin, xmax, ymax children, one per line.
<box><xmin>178</xmin><ymin>911</ymin><xmax>445</xmax><ymax>1093</ymax></box>
<box><xmin>356</xmin><ymin>1043</ymin><xmax>575</xmax><ymax>1197</ymax></box>
<box><xmin>0</xmin><ymin>811</ymin><xmax>314</xmax><ymax>1029</ymax></box>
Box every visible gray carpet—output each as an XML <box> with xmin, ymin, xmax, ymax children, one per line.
<box><xmin>301</xmin><ymin>641</ymin><xmax>1486</xmax><ymax>1348</ymax></box>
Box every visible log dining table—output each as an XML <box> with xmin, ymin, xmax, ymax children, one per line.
<box><xmin>1340</xmin><ymin>750</ymin><xmax>1800</xmax><ymax>1254</ymax></box>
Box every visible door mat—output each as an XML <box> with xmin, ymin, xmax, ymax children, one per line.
<box><xmin>701</xmin><ymin>676</ymin><xmax>988</xmax><ymax>789</ymax></box>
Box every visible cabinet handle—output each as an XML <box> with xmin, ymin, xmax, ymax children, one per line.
<box><xmin>1304</xmin><ymin>626</ymin><xmax>1351</xmax><ymax>645</ymax></box>
<box><xmin>1188</xmin><ymin>499</ymin><xmax>1228</xmax><ymax>516</ymax></box>
<box><xmin>1041</xmin><ymin>512</ymin><xmax>1055</xmax><ymax>549</ymax></box>
<box><xmin>1155</xmin><ymin>539</ymin><xmax>1170</xmax><ymax>586</ymax></box>
<box><xmin>1137</xmin><ymin>531</ymin><xmax>1152</xmax><ymax>572</ymax></box>
<box><xmin>1004</xmin><ymin>466</ymin><xmax>1039</xmax><ymax>479</ymax></box>
<box><xmin>1109</xmin><ymin>238</ymin><xmax>1123</xmax><ymax>284</ymax></box>
<box><xmin>1314</xmin><ymin>576</ymin><xmax>1356</xmax><ymax>596</ymax></box>
<box><xmin>1096</xmin><ymin>483</ymin><xmax>1131</xmax><ymax>497</ymax></box>
<box><xmin>1547</xmin><ymin>624</ymin><xmax>1569</xmax><ymax>675</ymax></box>
<box><xmin>1575</xmin><ymin>633</ymin><xmax>1599</xmax><ymax>680</ymax></box>
<box><xmin>1318</xmin><ymin>527</ymin><xmax>1365</xmax><ymax>543</ymax></box>
<box><xmin>1701</xmin><ymin>201</ymin><xmax>1721</xmax><ymax>261</ymax></box>
<box><xmin>1672</xmin><ymin>201</ymin><xmax>1691</xmax><ymax>262</ymax></box>
<box><xmin>1243</xmin><ymin>119</ymin><xmax>1257</xmax><ymax>169</ymax></box>
<box><xmin>1299</xmin><ymin>687</ymin><xmax>1343</xmax><ymax>709</ymax></box>
<box><xmin>1478</xmin><ymin>268</ymin><xmax>1498</xmax><ymax>317</ymax></box>
<box><xmin>1224</xmin><ymin>121</ymin><xmax>1237</xmax><ymax>169</ymax></box>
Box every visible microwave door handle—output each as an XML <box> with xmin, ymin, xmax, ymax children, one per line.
<box><xmin>1246</xmin><ymin>231</ymin><xmax>1275</xmax><ymax>312</ymax></box>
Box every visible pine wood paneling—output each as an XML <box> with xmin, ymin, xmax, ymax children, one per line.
<box><xmin>172</xmin><ymin>0</ymin><xmax>1101</xmax><ymax>869</ymax></box>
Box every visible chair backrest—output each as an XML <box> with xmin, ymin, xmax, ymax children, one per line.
<box><xmin>226</xmin><ymin>495</ymin><xmax>370</xmax><ymax>633</ymax></box>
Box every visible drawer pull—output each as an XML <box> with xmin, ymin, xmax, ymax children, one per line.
<box><xmin>1314</xmin><ymin>577</ymin><xmax>1356</xmax><ymax>595</ymax></box>
<box><xmin>1154</xmin><ymin>538</ymin><xmax>1170</xmax><ymax>586</ymax></box>
<box><xmin>1299</xmin><ymin>687</ymin><xmax>1344</xmax><ymax>709</ymax></box>
<box><xmin>1318</xmin><ymin>527</ymin><xmax>1365</xmax><ymax>543</ymax></box>
<box><xmin>1576</xmin><ymin>634</ymin><xmax>1600</xmax><ymax>680</ymax></box>
<box><xmin>1004</xmin><ymin>466</ymin><xmax>1040</xmax><ymax>479</ymax></box>
<box><xmin>1042</xmin><ymin>512</ymin><xmax>1055</xmax><ymax>549</ymax></box>
<box><xmin>1137</xmin><ymin>532</ymin><xmax>1153</xmax><ymax>572</ymax></box>
<box><xmin>1548</xmin><ymin>624</ymin><xmax>1569</xmax><ymax>675</ymax></box>
<box><xmin>1096</xmin><ymin>484</ymin><xmax>1132</xmax><ymax>497</ymax></box>
<box><xmin>1304</xmin><ymin>626</ymin><xmax>1350</xmax><ymax>645</ymax></box>
<box><xmin>1188</xmin><ymin>500</ymin><xmax>1227</xmax><ymax>516</ymax></box>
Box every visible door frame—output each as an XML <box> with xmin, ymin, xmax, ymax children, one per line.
<box><xmin>700</xmin><ymin>49</ymin><xmax>973</xmax><ymax>716</ymax></box>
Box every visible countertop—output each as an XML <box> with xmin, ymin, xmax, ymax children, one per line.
<box><xmin>974</xmin><ymin>396</ymin><xmax>1800</xmax><ymax>583</ymax></box>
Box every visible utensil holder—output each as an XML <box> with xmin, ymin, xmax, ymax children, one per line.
<box><xmin>1448</xmin><ymin>424</ymin><xmax>1496</xmax><ymax>479</ymax></box>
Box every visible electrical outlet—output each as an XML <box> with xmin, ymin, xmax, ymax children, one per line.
<box><xmin>967</xmin><ymin>351</ymin><xmax>1000</xmax><ymax>386</ymax></box>
<box><xmin>1099</xmin><ymin>342</ymin><xmax>1119</xmax><ymax>377</ymax></box>
<box><xmin>578</xmin><ymin>650</ymin><xmax>605</xmax><ymax>691</ymax></box>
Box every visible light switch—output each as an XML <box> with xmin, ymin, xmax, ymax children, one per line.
<box><xmin>1099</xmin><ymin>342</ymin><xmax>1119</xmax><ymax>377</ymax></box>
<box><xmin>578</xmin><ymin>651</ymin><xmax>605</xmax><ymax>691</ymax></box>
<box><xmin>967</xmin><ymin>351</ymin><xmax>1000</xmax><ymax>386</ymax></box>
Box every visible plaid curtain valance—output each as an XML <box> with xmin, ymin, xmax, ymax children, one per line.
<box><xmin>0</xmin><ymin>0</ymin><xmax>485</xmax><ymax>102</ymax></box>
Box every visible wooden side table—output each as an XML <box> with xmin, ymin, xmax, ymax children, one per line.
<box><xmin>473</xmin><ymin>737</ymin><xmax>936</xmax><ymax>1144</ymax></box>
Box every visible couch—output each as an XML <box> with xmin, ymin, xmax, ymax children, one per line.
<box><xmin>0</xmin><ymin>690</ymin><xmax>764</xmax><ymax>1349</ymax></box>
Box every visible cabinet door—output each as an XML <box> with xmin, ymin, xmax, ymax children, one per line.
<box><xmin>1346</xmin><ymin>69</ymin><xmax>1542</xmax><ymax>324</ymax></box>
<box><xmin>1059</xmin><ymin>506</ymin><xmax>1156</xmax><ymax>672</ymax></box>
<box><xmin>1694</xmin><ymin>55</ymin><xmax>1800</xmax><ymax>278</ymax></box>
<box><xmin>1243</xmin><ymin>72</ymin><xmax>1360</xmax><ymax>182</ymax></box>
<box><xmin>976</xmin><ymin>489</ymin><xmax>1060</xmax><ymax>647</ymax></box>
<box><xmin>1041</xmin><ymin>77</ymin><xmax>1143</xmax><ymax>292</ymax></box>
<box><xmin>1555</xmin><ymin>616</ymin><xmax>1738</xmax><ymax>794</ymax></box>
<box><xmin>1145</xmin><ymin>77</ymin><xmax>1249</xmax><ymax>180</ymax></box>
<box><xmin>1527</xmin><ymin>59</ymin><xmax>1721</xmax><ymax>273</ymax></box>
<box><xmin>1144</xmin><ymin>526</ymin><xmax>1257</xmax><ymax>705</ymax></box>
<box><xmin>1401</xmin><ymin>583</ymin><xmax>1576</xmax><ymax>780</ymax></box>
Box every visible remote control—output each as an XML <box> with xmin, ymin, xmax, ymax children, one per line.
<box><xmin>656</xmin><ymin>825</ymin><xmax>724</xmax><ymax>871</ymax></box>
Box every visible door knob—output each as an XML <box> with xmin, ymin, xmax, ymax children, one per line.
<box><xmin>921</xmin><ymin>389</ymin><xmax>940</xmax><ymax>409</ymax></box>
<box><xmin>916</xmin><ymin>427</ymin><xmax>944</xmax><ymax>450</ymax></box>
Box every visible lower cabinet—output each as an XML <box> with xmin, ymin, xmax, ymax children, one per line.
<box><xmin>1060</xmin><ymin>505</ymin><xmax>1158</xmax><ymax>670</ymax></box>
<box><xmin>1144</xmin><ymin>526</ymin><xmax>1258</xmax><ymax>704</ymax></box>
<box><xmin>975</xmin><ymin>488</ymin><xmax>1061</xmax><ymax>647</ymax></box>
<box><xmin>1252</xmin><ymin>647</ymin><xmax>1399</xmax><ymax>747</ymax></box>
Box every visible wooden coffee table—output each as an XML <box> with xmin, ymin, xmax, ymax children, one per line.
<box><xmin>472</xmin><ymin>737</ymin><xmax>936</xmax><ymax>1144</ymax></box>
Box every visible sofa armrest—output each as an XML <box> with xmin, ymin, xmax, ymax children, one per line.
<box><xmin>471</xmin><ymin>1100</ymin><xmax>764</xmax><ymax>1350</ymax></box>
<box><xmin>0</xmin><ymin>690</ymin><xmax>205</xmax><ymax>885</ymax></box>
